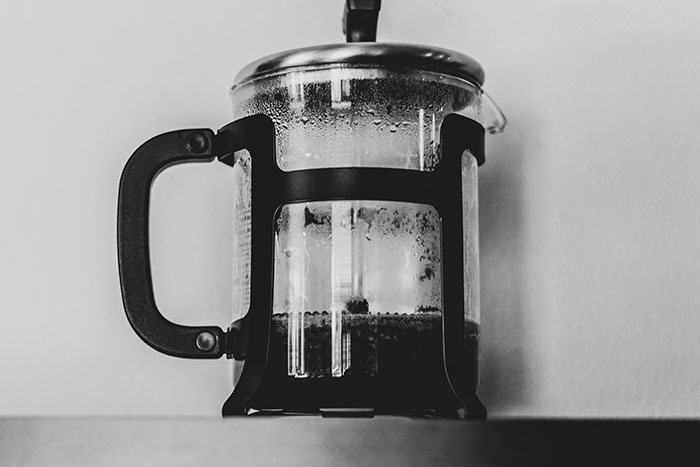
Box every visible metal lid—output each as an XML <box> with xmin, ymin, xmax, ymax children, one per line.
<box><xmin>233</xmin><ymin>43</ymin><xmax>485</xmax><ymax>87</ymax></box>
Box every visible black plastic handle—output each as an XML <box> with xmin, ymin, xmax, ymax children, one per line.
<box><xmin>117</xmin><ymin>129</ymin><xmax>225</xmax><ymax>358</ymax></box>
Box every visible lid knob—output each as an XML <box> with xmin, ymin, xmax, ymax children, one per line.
<box><xmin>342</xmin><ymin>0</ymin><xmax>381</xmax><ymax>42</ymax></box>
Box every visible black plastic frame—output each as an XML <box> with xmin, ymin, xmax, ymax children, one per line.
<box><xmin>219</xmin><ymin>113</ymin><xmax>485</xmax><ymax>418</ymax></box>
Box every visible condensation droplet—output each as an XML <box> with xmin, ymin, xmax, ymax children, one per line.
<box><xmin>300</xmin><ymin>116</ymin><xmax>309</xmax><ymax>124</ymax></box>
<box><xmin>389</xmin><ymin>125</ymin><xmax>398</xmax><ymax>133</ymax></box>
<box><xmin>373</xmin><ymin>119</ymin><xmax>382</xmax><ymax>125</ymax></box>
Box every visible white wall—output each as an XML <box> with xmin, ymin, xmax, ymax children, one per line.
<box><xmin>2</xmin><ymin>0</ymin><xmax>700</xmax><ymax>417</ymax></box>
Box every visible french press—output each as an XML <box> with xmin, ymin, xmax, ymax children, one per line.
<box><xmin>117</xmin><ymin>0</ymin><xmax>505</xmax><ymax>418</ymax></box>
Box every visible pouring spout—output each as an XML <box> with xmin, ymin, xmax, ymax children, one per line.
<box><xmin>481</xmin><ymin>90</ymin><xmax>507</xmax><ymax>134</ymax></box>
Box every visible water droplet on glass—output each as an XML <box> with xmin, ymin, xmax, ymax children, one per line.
<box><xmin>301</xmin><ymin>116</ymin><xmax>309</xmax><ymax>124</ymax></box>
<box><xmin>389</xmin><ymin>125</ymin><xmax>398</xmax><ymax>133</ymax></box>
<box><xmin>367</xmin><ymin>109</ymin><xmax>375</xmax><ymax>115</ymax></box>
<box><xmin>373</xmin><ymin>119</ymin><xmax>382</xmax><ymax>125</ymax></box>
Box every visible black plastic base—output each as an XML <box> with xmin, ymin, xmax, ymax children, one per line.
<box><xmin>222</xmin><ymin>374</ymin><xmax>486</xmax><ymax>420</ymax></box>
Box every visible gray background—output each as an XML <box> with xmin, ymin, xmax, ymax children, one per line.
<box><xmin>1</xmin><ymin>0</ymin><xmax>699</xmax><ymax>417</ymax></box>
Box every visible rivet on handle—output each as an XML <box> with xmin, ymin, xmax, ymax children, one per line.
<box><xmin>187</xmin><ymin>132</ymin><xmax>210</xmax><ymax>154</ymax></box>
<box><xmin>196</xmin><ymin>331</ymin><xmax>217</xmax><ymax>352</ymax></box>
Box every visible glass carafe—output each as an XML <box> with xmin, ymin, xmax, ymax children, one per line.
<box><xmin>225</xmin><ymin>56</ymin><xmax>505</xmax><ymax>414</ymax></box>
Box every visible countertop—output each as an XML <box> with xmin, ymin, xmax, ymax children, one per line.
<box><xmin>1</xmin><ymin>417</ymin><xmax>697</xmax><ymax>466</ymax></box>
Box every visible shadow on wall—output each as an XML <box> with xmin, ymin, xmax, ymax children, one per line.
<box><xmin>478</xmin><ymin>112</ymin><xmax>535</xmax><ymax>416</ymax></box>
